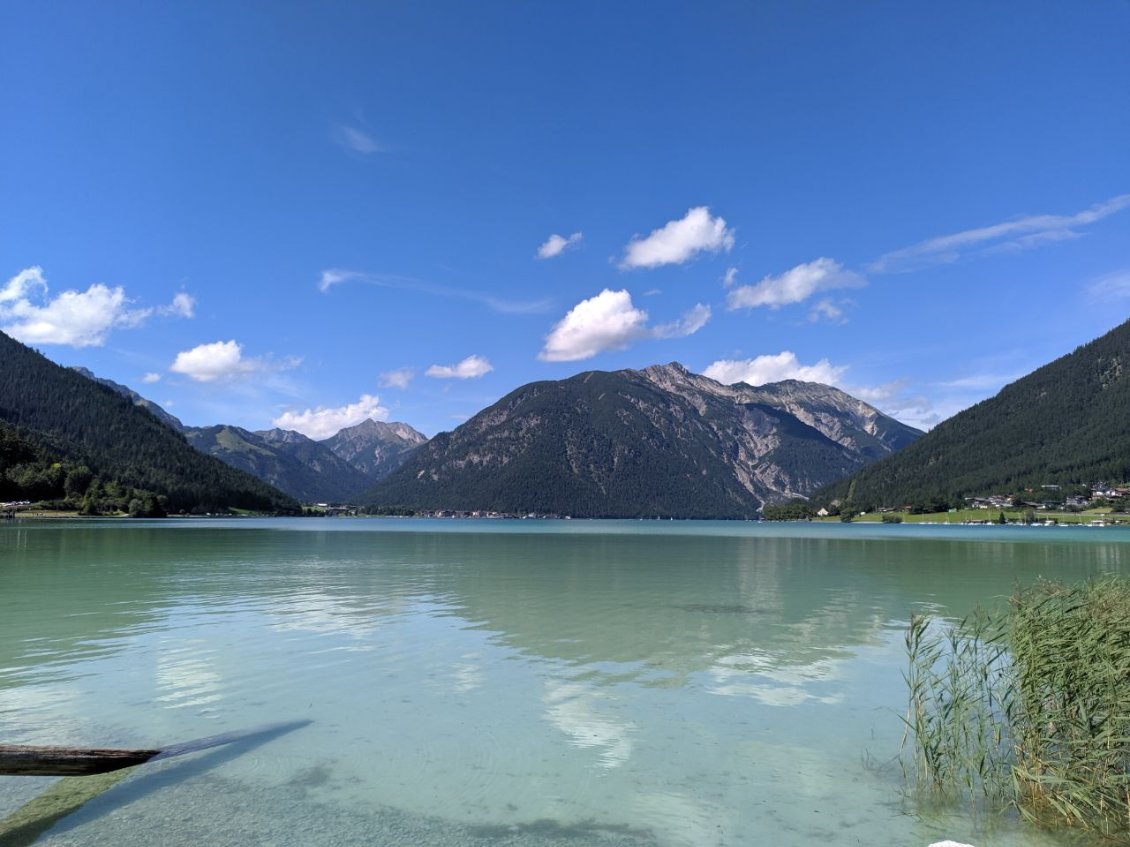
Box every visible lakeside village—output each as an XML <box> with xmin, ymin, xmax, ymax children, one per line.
<box><xmin>768</xmin><ymin>481</ymin><xmax>1130</xmax><ymax>524</ymax></box>
<box><xmin>8</xmin><ymin>484</ymin><xmax>1128</xmax><ymax>524</ymax></box>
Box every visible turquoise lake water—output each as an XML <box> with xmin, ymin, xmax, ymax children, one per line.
<box><xmin>2</xmin><ymin>518</ymin><xmax>1128</xmax><ymax>846</ymax></box>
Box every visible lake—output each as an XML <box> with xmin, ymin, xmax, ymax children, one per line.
<box><xmin>2</xmin><ymin>518</ymin><xmax>1128</xmax><ymax>846</ymax></box>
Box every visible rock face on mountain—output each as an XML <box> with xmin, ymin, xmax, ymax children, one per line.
<box><xmin>322</xmin><ymin>419</ymin><xmax>428</xmax><ymax>479</ymax></box>
<box><xmin>817</xmin><ymin>317</ymin><xmax>1130</xmax><ymax>511</ymax></box>
<box><xmin>364</xmin><ymin>363</ymin><xmax>921</xmax><ymax>518</ymax></box>
<box><xmin>183</xmin><ymin>425</ymin><xmax>373</xmax><ymax>504</ymax></box>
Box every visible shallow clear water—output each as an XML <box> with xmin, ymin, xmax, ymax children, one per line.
<box><xmin>1</xmin><ymin>518</ymin><xmax>1128</xmax><ymax>846</ymax></box>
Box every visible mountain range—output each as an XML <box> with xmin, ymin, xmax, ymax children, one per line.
<box><xmin>63</xmin><ymin>367</ymin><xmax>427</xmax><ymax>503</ymax></box>
<box><xmin>815</xmin><ymin>317</ymin><xmax>1130</xmax><ymax>512</ymax></box>
<box><xmin>30</xmin><ymin>317</ymin><xmax>1129</xmax><ymax>519</ymax></box>
<box><xmin>182</xmin><ymin>420</ymin><xmax>426</xmax><ymax>503</ymax></box>
<box><xmin>363</xmin><ymin>363</ymin><xmax>922</xmax><ymax>518</ymax></box>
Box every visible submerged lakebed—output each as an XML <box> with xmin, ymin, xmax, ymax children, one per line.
<box><xmin>2</xmin><ymin>519</ymin><xmax>1128</xmax><ymax>846</ymax></box>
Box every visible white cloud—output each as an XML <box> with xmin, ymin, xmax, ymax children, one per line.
<box><xmin>317</xmin><ymin>268</ymin><xmax>552</xmax><ymax>313</ymax></box>
<box><xmin>727</xmin><ymin>258</ymin><xmax>865</xmax><ymax>311</ymax></box>
<box><xmin>654</xmin><ymin>303</ymin><xmax>711</xmax><ymax>339</ymax></box>
<box><xmin>426</xmin><ymin>355</ymin><xmax>493</xmax><ymax>379</ymax></box>
<box><xmin>808</xmin><ymin>298</ymin><xmax>850</xmax><ymax>324</ymax></box>
<box><xmin>620</xmin><ymin>207</ymin><xmax>735</xmax><ymax>270</ymax></box>
<box><xmin>332</xmin><ymin>124</ymin><xmax>381</xmax><ymax>154</ymax></box>
<box><xmin>703</xmin><ymin>352</ymin><xmax>848</xmax><ymax>387</ymax></box>
<box><xmin>0</xmin><ymin>267</ymin><xmax>47</xmax><ymax>303</ymax></box>
<box><xmin>318</xmin><ymin>268</ymin><xmax>364</xmax><ymax>293</ymax></box>
<box><xmin>169</xmin><ymin>340</ymin><xmax>295</xmax><ymax>383</ymax></box>
<box><xmin>1</xmin><ymin>267</ymin><xmax>153</xmax><ymax>347</ymax></box>
<box><xmin>1087</xmin><ymin>269</ymin><xmax>1130</xmax><ymax>302</ymax></box>
<box><xmin>160</xmin><ymin>292</ymin><xmax>196</xmax><ymax>318</ymax></box>
<box><xmin>869</xmin><ymin>193</ymin><xmax>1130</xmax><ymax>273</ymax></box>
<box><xmin>141</xmin><ymin>372</ymin><xmax>162</xmax><ymax>384</ymax></box>
<box><xmin>379</xmin><ymin>367</ymin><xmax>416</xmax><ymax>389</ymax></box>
<box><xmin>539</xmin><ymin>290</ymin><xmax>649</xmax><ymax>361</ymax></box>
<box><xmin>722</xmin><ymin>267</ymin><xmax>739</xmax><ymax>287</ymax></box>
<box><xmin>539</xmin><ymin>289</ymin><xmax>709</xmax><ymax>361</ymax></box>
<box><xmin>0</xmin><ymin>267</ymin><xmax>194</xmax><ymax>348</ymax></box>
<box><xmin>537</xmin><ymin>232</ymin><xmax>583</xmax><ymax>260</ymax></box>
<box><xmin>273</xmin><ymin>394</ymin><xmax>389</xmax><ymax>440</ymax></box>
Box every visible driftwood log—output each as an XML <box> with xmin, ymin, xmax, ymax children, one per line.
<box><xmin>0</xmin><ymin>720</ymin><xmax>311</xmax><ymax>777</ymax></box>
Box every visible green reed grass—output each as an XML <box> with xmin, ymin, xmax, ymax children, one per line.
<box><xmin>903</xmin><ymin>577</ymin><xmax>1130</xmax><ymax>840</ymax></box>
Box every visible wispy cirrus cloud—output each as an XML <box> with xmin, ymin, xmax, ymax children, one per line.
<box><xmin>619</xmin><ymin>207</ymin><xmax>734</xmax><ymax>270</ymax></box>
<box><xmin>426</xmin><ymin>355</ymin><xmax>493</xmax><ymax>379</ymax></box>
<box><xmin>537</xmin><ymin>232</ymin><xmax>583</xmax><ymax>260</ymax></box>
<box><xmin>170</xmin><ymin>340</ymin><xmax>299</xmax><ymax>383</ymax></box>
<box><xmin>273</xmin><ymin>394</ymin><xmax>389</xmax><ymax>440</ymax></box>
<box><xmin>539</xmin><ymin>289</ymin><xmax>710</xmax><ymax>362</ymax></box>
<box><xmin>318</xmin><ymin>268</ymin><xmax>553</xmax><ymax>314</ymax></box>
<box><xmin>1</xmin><ymin>266</ymin><xmax>192</xmax><ymax>347</ymax></box>
<box><xmin>331</xmin><ymin>124</ymin><xmax>381</xmax><ymax>154</ymax></box>
<box><xmin>1087</xmin><ymin>269</ymin><xmax>1130</xmax><ymax>302</ymax></box>
<box><xmin>869</xmin><ymin>193</ymin><xmax>1130</xmax><ymax>273</ymax></box>
<box><xmin>808</xmin><ymin>298</ymin><xmax>852</xmax><ymax>324</ymax></box>
<box><xmin>726</xmin><ymin>258</ymin><xmax>865</xmax><ymax>311</ymax></box>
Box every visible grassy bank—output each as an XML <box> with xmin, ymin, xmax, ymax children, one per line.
<box><xmin>903</xmin><ymin>577</ymin><xmax>1130</xmax><ymax>840</ymax></box>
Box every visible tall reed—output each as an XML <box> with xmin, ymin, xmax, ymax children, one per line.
<box><xmin>903</xmin><ymin>577</ymin><xmax>1130</xmax><ymax>840</ymax></box>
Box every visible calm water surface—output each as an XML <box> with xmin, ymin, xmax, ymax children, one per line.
<box><xmin>2</xmin><ymin>519</ymin><xmax>1129</xmax><ymax>846</ymax></box>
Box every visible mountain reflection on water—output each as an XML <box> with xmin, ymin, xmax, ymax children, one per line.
<box><xmin>2</xmin><ymin>519</ymin><xmax>1127</xmax><ymax>846</ymax></box>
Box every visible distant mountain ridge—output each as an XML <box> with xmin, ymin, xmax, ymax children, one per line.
<box><xmin>182</xmin><ymin>425</ymin><xmax>375</xmax><ymax>503</ymax></box>
<box><xmin>816</xmin><ymin>318</ymin><xmax>1130</xmax><ymax>511</ymax></box>
<box><xmin>62</xmin><ymin>365</ymin><xmax>429</xmax><ymax>504</ymax></box>
<box><xmin>364</xmin><ymin>362</ymin><xmax>921</xmax><ymax>518</ymax></box>
<box><xmin>181</xmin><ymin>419</ymin><xmax>428</xmax><ymax>502</ymax></box>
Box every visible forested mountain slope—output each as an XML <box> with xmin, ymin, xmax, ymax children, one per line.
<box><xmin>816</xmin><ymin>319</ymin><xmax>1130</xmax><ymax>511</ymax></box>
<box><xmin>0</xmin><ymin>331</ymin><xmax>297</xmax><ymax>513</ymax></box>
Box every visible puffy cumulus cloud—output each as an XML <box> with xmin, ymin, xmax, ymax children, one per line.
<box><xmin>378</xmin><ymin>367</ymin><xmax>416</xmax><ymax>389</ymax></box>
<box><xmin>141</xmin><ymin>372</ymin><xmax>162</xmax><ymax>384</ymax></box>
<box><xmin>869</xmin><ymin>193</ymin><xmax>1130</xmax><ymax>273</ymax></box>
<box><xmin>273</xmin><ymin>394</ymin><xmax>389</xmax><ymax>440</ymax></box>
<box><xmin>426</xmin><ymin>354</ymin><xmax>493</xmax><ymax>379</ymax></box>
<box><xmin>537</xmin><ymin>232</ymin><xmax>583</xmax><ymax>260</ymax></box>
<box><xmin>0</xmin><ymin>267</ymin><xmax>194</xmax><ymax>347</ymax></box>
<box><xmin>539</xmin><ymin>289</ymin><xmax>710</xmax><ymax>362</ymax></box>
<box><xmin>619</xmin><ymin>207</ymin><xmax>734</xmax><ymax>270</ymax></box>
<box><xmin>169</xmin><ymin>340</ymin><xmax>298</xmax><ymax>383</ymax></box>
<box><xmin>703</xmin><ymin>352</ymin><xmax>847</xmax><ymax>387</ymax></box>
<box><xmin>727</xmin><ymin>258</ymin><xmax>865</xmax><ymax>311</ymax></box>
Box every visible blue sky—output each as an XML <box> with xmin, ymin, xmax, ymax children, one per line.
<box><xmin>3</xmin><ymin>1</ymin><xmax>1129</xmax><ymax>438</ymax></box>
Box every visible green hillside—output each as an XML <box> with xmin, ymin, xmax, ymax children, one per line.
<box><xmin>0</xmin><ymin>331</ymin><xmax>298</xmax><ymax>513</ymax></box>
<box><xmin>816</xmin><ymin>319</ymin><xmax>1130</xmax><ymax>512</ymax></box>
